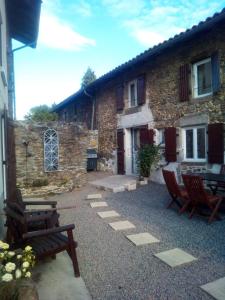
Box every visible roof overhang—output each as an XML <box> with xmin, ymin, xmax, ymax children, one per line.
<box><xmin>6</xmin><ymin>0</ymin><xmax>42</xmax><ymax>48</ymax></box>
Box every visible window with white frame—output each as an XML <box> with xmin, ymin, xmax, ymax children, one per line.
<box><xmin>183</xmin><ymin>126</ymin><xmax>206</xmax><ymax>161</ymax></box>
<box><xmin>44</xmin><ymin>128</ymin><xmax>59</xmax><ymax>171</ymax></box>
<box><xmin>192</xmin><ymin>58</ymin><xmax>212</xmax><ymax>98</ymax></box>
<box><xmin>158</xmin><ymin>129</ymin><xmax>165</xmax><ymax>145</ymax></box>
<box><xmin>128</xmin><ymin>80</ymin><xmax>137</xmax><ymax>107</ymax></box>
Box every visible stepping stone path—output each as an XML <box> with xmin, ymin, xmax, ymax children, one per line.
<box><xmin>90</xmin><ymin>202</ymin><xmax>108</xmax><ymax>208</ymax></box>
<box><xmin>109</xmin><ymin>220</ymin><xmax>135</xmax><ymax>231</ymax></box>
<box><xmin>88</xmin><ymin>192</ymin><xmax>218</xmax><ymax>297</ymax></box>
<box><xmin>201</xmin><ymin>276</ymin><xmax>225</xmax><ymax>300</ymax></box>
<box><xmin>97</xmin><ymin>210</ymin><xmax>120</xmax><ymax>218</ymax></box>
<box><xmin>86</xmin><ymin>194</ymin><xmax>102</xmax><ymax>200</ymax></box>
<box><xmin>154</xmin><ymin>248</ymin><xmax>197</xmax><ymax>267</ymax></box>
<box><xmin>126</xmin><ymin>232</ymin><xmax>160</xmax><ymax>246</ymax></box>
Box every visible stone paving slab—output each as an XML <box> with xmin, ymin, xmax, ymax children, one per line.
<box><xmin>201</xmin><ymin>277</ymin><xmax>225</xmax><ymax>300</ymax></box>
<box><xmin>108</xmin><ymin>220</ymin><xmax>136</xmax><ymax>231</ymax></box>
<box><xmin>90</xmin><ymin>202</ymin><xmax>108</xmax><ymax>208</ymax></box>
<box><xmin>90</xmin><ymin>175</ymin><xmax>137</xmax><ymax>193</ymax></box>
<box><xmin>154</xmin><ymin>248</ymin><xmax>197</xmax><ymax>267</ymax></box>
<box><xmin>86</xmin><ymin>194</ymin><xmax>102</xmax><ymax>200</ymax></box>
<box><xmin>126</xmin><ymin>232</ymin><xmax>160</xmax><ymax>246</ymax></box>
<box><xmin>97</xmin><ymin>210</ymin><xmax>120</xmax><ymax>218</ymax></box>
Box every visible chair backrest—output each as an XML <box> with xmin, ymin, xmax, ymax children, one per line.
<box><xmin>182</xmin><ymin>174</ymin><xmax>208</xmax><ymax>204</ymax></box>
<box><xmin>15</xmin><ymin>188</ymin><xmax>26</xmax><ymax>210</ymax></box>
<box><xmin>162</xmin><ymin>169</ymin><xmax>182</xmax><ymax>197</ymax></box>
<box><xmin>220</xmin><ymin>165</ymin><xmax>225</xmax><ymax>175</ymax></box>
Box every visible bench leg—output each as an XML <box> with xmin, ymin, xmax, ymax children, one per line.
<box><xmin>67</xmin><ymin>230</ymin><xmax>80</xmax><ymax>277</ymax></box>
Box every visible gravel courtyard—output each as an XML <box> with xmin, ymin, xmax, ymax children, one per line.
<box><xmin>50</xmin><ymin>173</ymin><xmax>225</xmax><ymax>300</ymax></box>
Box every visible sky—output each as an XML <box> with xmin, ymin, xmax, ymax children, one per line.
<box><xmin>13</xmin><ymin>0</ymin><xmax>225</xmax><ymax>120</ymax></box>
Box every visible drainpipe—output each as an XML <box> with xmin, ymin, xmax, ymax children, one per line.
<box><xmin>8</xmin><ymin>42</ymin><xmax>36</xmax><ymax>120</ymax></box>
<box><xmin>83</xmin><ymin>88</ymin><xmax>95</xmax><ymax>130</ymax></box>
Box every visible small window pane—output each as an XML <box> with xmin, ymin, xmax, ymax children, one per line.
<box><xmin>130</xmin><ymin>83</ymin><xmax>136</xmax><ymax>106</ymax></box>
<box><xmin>44</xmin><ymin>129</ymin><xmax>59</xmax><ymax>172</ymax></box>
<box><xmin>197</xmin><ymin>128</ymin><xmax>206</xmax><ymax>159</ymax></box>
<box><xmin>186</xmin><ymin>129</ymin><xmax>193</xmax><ymax>158</ymax></box>
<box><xmin>197</xmin><ymin>60</ymin><xmax>212</xmax><ymax>95</ymax></box>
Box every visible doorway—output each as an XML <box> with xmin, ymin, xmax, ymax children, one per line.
<box><xmin>131</xmin><ymin>128</ymin><xmax>139</xmax><ymax>174</ymax></box>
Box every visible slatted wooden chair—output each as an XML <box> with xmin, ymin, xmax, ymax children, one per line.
<box><xmin>5</xmin><ymin>189</ymin><xmax>59</xmax><ymax>242</ymax></box>
<box><xmin>162</xmin><ymin>169</ymin><xmax>190</xmax><ymax>213</ymax></box>
<box><xmin>182</xmin><ymin>174</ymin><xmax>224</xmax><ymax>223</ymax></box>
<box><xmin>5</xmin><ymin>205</ymin><xmax>80</xmax><ymax>277</ymax></box>
<box><xmin>207</xmin><ymin>165</ymin><xmax>225</xmax><ymax>195</ymax></box>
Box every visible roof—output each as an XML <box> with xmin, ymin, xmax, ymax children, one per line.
<box><xmin>54</xmin><ymin>7</ymin><xmax>225</xmax><ymax>112</ymax></box>
<box><xmin>6</xmin><ymin>0</ymin><xmax>42</xmax><ymax>48</ymax></box>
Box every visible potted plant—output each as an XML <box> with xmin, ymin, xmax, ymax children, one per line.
<box><xmin>0</xmin><ymin>241</ymin><xmax>36</xmax><ymax>300</ymax></box>
<box><xmin>137</xmin><ymin>144</ymin><xmax>160</xmax><ymax>183</ymax></box>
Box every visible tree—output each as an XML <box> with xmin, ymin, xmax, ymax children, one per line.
<box><xmin>24</xmin><ymin>104</ymin><xmax>58</xmax><ymax>122</ymax></box>
<box><xmin>81</xmin><ymin>67</ymin><xmax>96</xmax><ymax>88</ymax></box>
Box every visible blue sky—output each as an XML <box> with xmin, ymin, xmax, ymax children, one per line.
<box><xmin>13</xmin><ymin>0</ymin><xmax>225</xmax><ymax>119</ymax></box>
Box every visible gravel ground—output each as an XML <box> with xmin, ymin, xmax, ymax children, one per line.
<box><xmin>49</xmin><ymin>173</ymin><xmax>225</xmax><ymax>300</ymax></box>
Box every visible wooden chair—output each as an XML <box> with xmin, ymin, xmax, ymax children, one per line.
<box><xmin>162</xmin><ymin>169</ymin><xmax>189</xmax><ymax>212</ymax></box>
<box><xmin>5</xmin><ymin>205</ymin><xmax>80</xmax><ymax>277</ymax></box>
<box><xmin>5</xmin><ymin>189</ymin><xmax>59</xmax><ymax>243</ymax></box>
<box><xmin>182</xmin><ymin>174</ymin><xmax>224</xmax><ymax>223</ymax></box>
<box><xmin>207</xmin><ymin>165</ymin><xmax>225</xmax><ymax>195</ymax></box>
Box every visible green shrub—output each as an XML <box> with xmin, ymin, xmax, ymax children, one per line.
<box><xmin>137</xmin><ymin>144</ymin><xmax>160</xmax><ymax>178</ymax></box>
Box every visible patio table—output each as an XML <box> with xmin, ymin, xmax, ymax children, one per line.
<box><xmin>190</xmin><ymin>173</ymin><xmax>225</xmax><ymax>195</ymax></box>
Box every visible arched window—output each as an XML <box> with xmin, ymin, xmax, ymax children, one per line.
<box><xmin>44</xmin><ymin>128</ymin><xmax>59</xmax><ymax>172</ymax></box>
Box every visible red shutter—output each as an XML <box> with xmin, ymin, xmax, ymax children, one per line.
<box><xmin>140</xmin><ymin>127</ymin><xmax>154</xmax><ymax>147</ymax></box>
<box><xmin>137</xmin><ymin>74</ymin><xmax>146</xmax><ymax>105</ymax></box>
<box><xmin>165</xmin><ymin>127</ymin><xmax>177</xmax><ymax>162</ymax></box>
<box><xmin>116</xmin><ymin>85</ymin><xmax>124</xmax><ymax>111</ymax></box>
<box><xmin>117</xmin><ymin>130</ymin><xmax>125</xmax><ymax>174</ymax></box>
<box><xmin>208</xmin><ymin>123</ymin><xmax>224</xmax><ymax>164</ymax></box>
<box><xmin>179</xmin><ymin>64</ymin><xmax>189</xmax><ymax>102</ymax></box>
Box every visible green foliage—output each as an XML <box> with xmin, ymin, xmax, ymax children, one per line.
<box><xmin>24</xmin><ymin>105</ymin><xmax>58</xmax><ymax>122</ymax></box>
<box><xmin>32</xmin><ymin>178</ymin><xmax>48</xmax><ymax>187</ymax></box>
<box><xmin>81</xmin><ymin>67</ymin><xmax>96</xmax><ymax>88</ymax></box>
<box><xmin>137</xmin><ymin>144</ymin><xmax>160</xmax><ymax>178</ymax></box>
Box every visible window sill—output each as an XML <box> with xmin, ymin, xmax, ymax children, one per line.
<box><xmin>124</xmin><ymin>106</ymin><xmax>141</xmax><ymax>115</ymax></box>
<box><xmin>181</xmin><ymin>160</ymin><xmax>207</xmax><ymax>165</ymax></box>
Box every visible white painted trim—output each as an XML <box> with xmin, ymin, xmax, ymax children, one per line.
<box><xmin>183</xmin><ymin>126</ymin><xmax>207</xmax><ymax>162</ymax></box>
<box><xmin>192</xmin><ymin>57</ymin><xmax>212</xmax><ymax>98</ymax></box>
<box><xmin>128</xmin><ymin>80</ymin><xmax>137</xmax><ymax>107</ymax></box>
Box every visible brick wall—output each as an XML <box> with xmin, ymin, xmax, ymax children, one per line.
<box><xmin>15</xmin><ymin>121</ymin><xmax>88</xmax><ymax>189</ymax></box>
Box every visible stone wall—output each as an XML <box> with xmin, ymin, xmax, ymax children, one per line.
<box><xmin>15</xmin><ymin>121</ymin><xmax>88</xmax><ymax>193</ymax></box>
<box><xmin>94</xmin><ymin>24</ymin><xmax>225</xmax><ymax>173</ymax></box>
<box><xmin>95</xmin><ymin>82</ymin><xmax>117</xmax><ymax>172</ymax></box>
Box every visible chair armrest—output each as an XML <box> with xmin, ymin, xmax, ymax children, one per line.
<box><xmin>23</xmin><ymin>200</ymin><xmax>57</xmax><ymax>208</ymax></box>
<box><xmin>23</xmin><ymin>224</ymin><xmax>75</xmax><ymax>239</ymax></box>
<box><xmin>24</xmin><ymin>208</ymin><xmax>57</xmax><ymax>214</ymax></box>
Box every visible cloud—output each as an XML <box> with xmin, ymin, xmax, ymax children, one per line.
<box><xmin>102</xmin><ymin>0</ymin><xmax>146</xmax><ymax>17</ymax></box>
<box><xmin>74</xmin><ymin>1</ymin><xmax>92</xmax><ymax>17</ymax></box>
<box><xmin>39</xmin><ymin>13</ymin><xmax>96</xmax><ymax>51</ymax></box>
<box><xmin>101</xmin><ymin>0</ymin><xmax>224</xmax><ymax>47</ymax></box>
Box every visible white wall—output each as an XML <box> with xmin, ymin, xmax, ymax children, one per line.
<box><xmin>0</xmin><ymin>0</ymin><xmax>9</xmax><ymax>238</ymax></box>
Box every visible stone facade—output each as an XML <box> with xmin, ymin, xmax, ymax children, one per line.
<box><xmin>15</xmin><ymin>121</ymin><xmax>88</xmax><ymax>195</ymax></box>
<box><xmin>53</xmin><ymin>15</ymin><xmax>225</xmax><ymax>179</ymax></box>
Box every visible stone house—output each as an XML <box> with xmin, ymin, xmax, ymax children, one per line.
<box><xmin>54</xmin><ymin>9</ymin><xmax>225</xmax><ymax>182</ymax></box>
<box><xmin>0</xmin><ymin>0</ymin><xmax>41</xmax><ymax>236</ymax></box>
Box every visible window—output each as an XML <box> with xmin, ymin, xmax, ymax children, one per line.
<box><xmin>44</xmin><ymin>128</ymin><xmax>59</xmax><ymax>171</ymax></box>
<box><xmin>193</xmin><ymin>58</ymin><xmax>212</xmax><ymax>98</ymax></box>
<box><xmin>128</xmin><ymin>80</ymin><xmax>137</xmax><ymax>107</ymax></box>
<box><xmin>158</xmin><ymin>129</ymin><xmax>165</xmax><ymax>145</ymax></box>
<box><xmin>183</xmin><ymin>127</ymin><xmax>206</xmax><ymax>161</ymax></box>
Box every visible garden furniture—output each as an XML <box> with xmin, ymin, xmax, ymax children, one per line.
<box><xmin>162</xmin><ymin>169</ymin><xmax>190</xmax><ymax>213</ymax></box>
<box><xmin>182</xmin><ymin>174</ymin><xmax>224</xmax><ymax>223</ymax></box>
